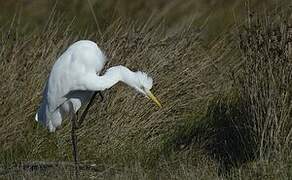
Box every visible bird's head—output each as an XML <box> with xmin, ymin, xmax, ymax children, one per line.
<box><xmin>132</xmin><ymin>71</ymin><xmax>162</xmax><ymax>108</ymax></box>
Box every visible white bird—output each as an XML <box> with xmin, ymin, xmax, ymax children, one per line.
<box><xmin>35</xmin><ymin>40</ymin><xmax>161</xmax><ymax>177</ymax></box>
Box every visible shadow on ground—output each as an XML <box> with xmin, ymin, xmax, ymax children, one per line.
<box><xmin>168</xmin><ymin>95</ymin><xmax>257</xmax><ymax>176</ymax></box>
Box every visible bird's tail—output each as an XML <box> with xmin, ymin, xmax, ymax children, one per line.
<box><xmin>35</xmin><ymin>113</ymin><xmax>39</xmax><ymax>122</ymax></box>
<box><xmin>35</xmin><ymin>102</ymin><xmax>45</xmax><ymax>124</ymax></box>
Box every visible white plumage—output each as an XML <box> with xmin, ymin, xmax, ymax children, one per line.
<box><xmin>35</xmin><ymin>40</ymin><xmax>161</xmax><ymax>132</ymax></box>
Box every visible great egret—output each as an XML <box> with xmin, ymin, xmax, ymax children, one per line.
<box><xmin>35</xmin><ymin>40</ymin><xmax>161</xmax><ymax>177</ymax></box>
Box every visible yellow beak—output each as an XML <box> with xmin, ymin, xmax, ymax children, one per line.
<box><xmin>146</xmin><ymin>90</ymin><xmax>162</xmax><ymax>108</ymax></box>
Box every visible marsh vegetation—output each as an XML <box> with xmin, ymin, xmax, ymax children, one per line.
<box><xmin>0</xmin><ymin>0</ymin><xmax>291</xmax><ymax>179</ymax></box>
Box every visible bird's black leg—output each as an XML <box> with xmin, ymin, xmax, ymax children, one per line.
<box><xmin>71</xmin><ymin>113</ymin><xmax>80</xmax><ymax>179</ymax></box>
<box><xmin>75</xmin><ymin>111</ymin><xmax>80</xmax><ymax>129</ymax></box>
<box><xmin>77</xmin><ymin>91</ymin><xmax>105</xmax><ymax>128</ymax></box>
<box><xmin>78</xmin><ymin>92</ymin><xmax>98</xmax><ymax>128</ymax></box>
<box><xmin>98</xmin><ymin>91</ymin><xmax>104</xmax><ymax>102</ymax></box>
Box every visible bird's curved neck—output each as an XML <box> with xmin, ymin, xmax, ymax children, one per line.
<box><xmin>105</xmin><ymin>65</ymin><xmax>136</xmax><ymax>88</ymax></box>
<box><xmin>74</xmin><ymin>65</ymin><xmax>137</xmax><ymax>92</ymax></box>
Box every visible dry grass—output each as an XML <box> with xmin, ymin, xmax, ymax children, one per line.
<box><xmin>238</xmin><ymin>11</ymin><xmax>292</xmax><ymax>159</ymax></box>
<box><xmin>0</xmin><ymin>0</ymin><xmax>291</xmax><ymax>179</ymax></box>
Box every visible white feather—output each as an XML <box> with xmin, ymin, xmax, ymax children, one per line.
<box><xmin>35</xmin><ymin>40</ymin><xmax>156</xmax><ymax>132</ymax></box>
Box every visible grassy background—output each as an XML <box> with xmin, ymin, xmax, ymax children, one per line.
<box><xmin>0</xmin><ymin>0</ymin><xmax>291</xmax><ymax>179</ymax></box>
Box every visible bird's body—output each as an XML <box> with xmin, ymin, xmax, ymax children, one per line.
<box><xmin>35</xmin><ymin>40</ymin><xmax>161</xmax><ymax>177</ymax></box>
<box><xmin>36</xmin><ymin>40</ymin><xmax>161</xmax><ymax>132</ymax></box>
<box><xmin>36</xmin><ymin>40</ymin><xmax>106</xmax><ymax>132</ymax></box>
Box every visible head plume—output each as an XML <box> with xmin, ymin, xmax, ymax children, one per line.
<box><xmin>135</xmin><ymin>71</ymin><xmax>153</xmax><ymax>90</ymax></box>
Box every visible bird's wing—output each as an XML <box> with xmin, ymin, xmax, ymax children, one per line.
<box><xmin>46</xmin><ymin>54</ymin><xmax>73</xmax><ymax>112</ymax></box>
<box><xmin>45</xmin><ymin>40</ymin><xmax>106</xmax><ymax>112</ymax></box>
<box><xmin>46</xmin><ymin>78</ymin><xmax>69</xmax><ymax>113</ymax></box>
